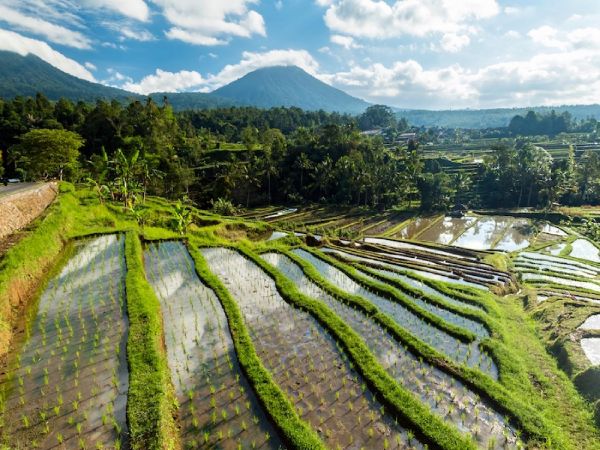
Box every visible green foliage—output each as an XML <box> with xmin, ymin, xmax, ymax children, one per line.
<box><xmin>171</xmin><ymin>197</ymin><xmax>193</xmax><ymax>235</ymax></box>
<box><xmin>358</xmin><ymin>104</ymin><xmax>397</xmax><ymax>130</ymax></box>
<box><xmin>211</xmin><ymin>198</ymin><xmax>238</xmax><ymax>216</ymax></box>
<box><xmin>508</xmin><ymin>110</ymin><xmax>572</xmax><ymax>137</ymax></box>
<box><xmin>417</xmin><ymin>172</ymin><xmax>454</xmax><ymax>211</ymax></box>
<box><xmin>480</xmin><ymin>143</ymin><xmax>554</xmax><ymax>208</ymax></box>
<box><xmin>10</xmin><ymin>128</ymin><xmax>83</xmax><ymax>181</ymax></box>
<box><xmin>124</xmin><ymin>232</ymin><xmax>178</xmax><ymax>450</ymax></box>
<box><xmin>580</xmin><ymin>218</ymin><xmax>600</xmax><ymax>241</ymax></box>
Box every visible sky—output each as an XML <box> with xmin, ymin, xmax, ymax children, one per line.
<box><xmin>1</xmin><ymin>0</ymin><xmax>600</xmax><ymax>110</ymax></box>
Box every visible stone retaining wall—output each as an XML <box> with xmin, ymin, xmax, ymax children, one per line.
<box><xmin>0</xmin><ymin>183</ymin><xmax>58</xmax><ymax>240</ymax></box>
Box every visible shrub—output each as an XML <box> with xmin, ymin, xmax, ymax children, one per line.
<box><xmin>211</xmin><ymin>198</ymin><xmax>238</xmax><ymax>216</ymax></box>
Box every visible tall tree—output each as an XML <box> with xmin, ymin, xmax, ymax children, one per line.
<box><xmin>10</xmin><ymin>129</ymin><xmax>83</xmax><ymax>181</ymax></box>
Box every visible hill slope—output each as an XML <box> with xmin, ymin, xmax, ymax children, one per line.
<box><xmin>397</xmin><ymin>105</ymin><xmax>600</xmax><ymax>129</ymax></box>
<box><xmin>0</xmin><ymin>51</ymin><xmax>138</xmax><ymax>102</ymax></box>
<box><xmin>212</xmin><ymin>66</ymin><xmax>370</xmax><ymax>114</ymax></box>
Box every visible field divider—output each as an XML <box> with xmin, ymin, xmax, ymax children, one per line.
<box><xmin>242</xmin><ymin>245</ymin><xmax>477</xmax><ymax>450</ymax></box>
<box><xmin>124</xmin><ymin>232</ymin><xmax>179</xmax><ymax>450</ymax></box>
<box><xmin>517</xmin><ymin>268</ymin><xmax>600</xmax><ymax>286</ymax></box>
<box><xmin>331</xmin><ymin>247</ymin><xmax>493</xmax><ymax>307</ymax></box>
<box><xmin>354</xmin><ymin>263</ymin><xmax>494</xmax><ymax>333</ymax></box>
<box><xmin>300</xmin><ymin>246</ymin><xmax>477</xmax><ymax>343</ymax></box>
<box><xmin>412</xmin><ymin>215</ymin><xmax>444</xmax><ymax>240</ymax></box>
<box><xmin>354</xmin><ymin>253</ymin><xmax>494</xmax><ymax>311</ymax></box>
<box><xmin>381</xmin><ymin>217</ymin><xmax>412</xmax><ymax>237</ymax></box>
<box><xmin>186</xmin><ymin>243</ymin><xmax>327</xmax><ymax>450</ymax></box>
<box><xmin>287</xmin><ymin>246</ymin><xmax>565</xmax><ymax>448</ymax></box>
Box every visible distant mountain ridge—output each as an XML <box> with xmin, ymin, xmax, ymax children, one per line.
<box><xmin>0</xmin><ymin>51</ymin><xmax>138</xmax><ymax>102</ymax></box>
<box><xmin>396</xmin><ymin>105</ymin><xmax>600</xmax><ymax>129</ymax></box>
<box><xmin>2</xmin><ymin>50</ymin><xmax>600</xmax><ymax>127</ymax></box>
<box><xmin>0</xmin><ymin>52</ymin><xmax>369</xmax><ymax>113</ymax></box>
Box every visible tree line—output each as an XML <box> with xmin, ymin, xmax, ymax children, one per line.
<box><xmin>1</xmin><ymin>93</ymin><xmax>600</xmax><ymax>213</ymax></box>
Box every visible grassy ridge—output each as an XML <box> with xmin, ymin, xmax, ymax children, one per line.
<box><xmin>0</xmin><ymin>183</ymin><xmax>77</xmax><ymax>359</ymax></box>
<box><xmin>186</xmin><ymin>243</ymin><xmax>326</xmax><ymax>450</ymax></box>
<box><xmin>291</xmin><ymin>247</ymin><xmax>569</xmax><ymax>448</ymax></box>
<box><xmin>241</xmin><ymin>245</ymin><xmax>477</xmax><ymax>450</ymax></box>
<box><xmin>124</xmin><ymin>232</ymin><xmax>179</xmax><ymax>450</ymax></box>
<box><xmin>355</xmin><ymin>263</ymin><xmax>493</xmax><ymax>331</ymax></box>
<box><xmin>299</xmin><ymin>246</ymin><xmax>478</xmax><ymax>342</ymax></box>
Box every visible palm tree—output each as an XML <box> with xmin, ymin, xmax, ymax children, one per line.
<box><xmin>294</xmin><ymin>152</ymin><xmax>313</xmax><ymax>193</ymax></box>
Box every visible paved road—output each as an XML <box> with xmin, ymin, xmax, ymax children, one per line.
<box><xmin>0</xmin><ymin>182</ymin><xmax>40</xmax><ymax>198</ymax></box>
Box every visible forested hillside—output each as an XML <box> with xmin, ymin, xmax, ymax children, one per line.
<box><xmin>1</xmin><ymin>94</ymin><xmax>599</xmax><ymax>213</ymax></box>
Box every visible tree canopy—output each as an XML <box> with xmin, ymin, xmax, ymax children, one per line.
<box><xmin>10</xmin><ymin>128</ymin><xmax>83</xmax><ymax>180</ymax></box>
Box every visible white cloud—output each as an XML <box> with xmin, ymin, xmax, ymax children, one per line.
<box><xmin>119</xmin><ymin>27</ymin><xmax>154</xmax><ymax>42</ymax></box>
<box><xmin>100</xmin><ymin>20</ymin><xmax>155</xmax><ymax>42</ymax></box>
<box><xmin>85</xmin><ymin>61</ymin><xmax>97</xmax><ymax>70</ymax></box>
<box><xmin>324</xmin><ymin>60</ymin><xmax>476</xmax><ymax>105</ymax></box>
<box><xmin>330</xmin><ymin>34</ymin><xmax>362</xmax><ymax>49</ymax></box>
<box><xmin>529</xmin><ymin>26</ymin><xmax>600</xmax><ymax>51</ymax></box>
<box><xmin>152</xmin><ymin>0</ymin><xmax>266</xmax><ymax>46</ymax></box>
<box><xmin>0</xmin><ymin>4</ymin><xmax>91</xmax><ymax>49</ymax></box>
<box><xmin>275</xmin><ymin>1</ymin><xmax>283</xmax><ymax>10</ymax></box>
<box><xmin>528</xmin><ymin>25</ymin><xmax>564</xmax><ymax>50</ymax></box>
<box><xmin>81</xmin><ymin>0</ymin><xmax>150</xmax><ymax>21</ymax></box>
<box><xmin>322</xmin><ymin>44</ymin><xmax>600</xmax><ymax>109</ymax></box>
<box><xmin>165</xmin><ymin>28</ymin><xmax>227</xmax><ymax>46</ymax></box>
<box><xmin>122</xmin><ymin>68</ymin><xmax>204</xmax><ymax>94</ymax></box>
<box><xmin>319</xmin><ymin>0</ymin><xmax>499</xmax><ymax>39</ymax></box>
<box><xmin>504</xmin><ymin>30</ymin><xmax>521</xmax><ymax>39</ymax></box>
<box><xmin>440</xmin><ymin>33</ymin><xmax>470</xmax><ymax>52</ymax></box>
<box><xmin>0</xmin><ymin>28</ymin><xmax>95</xmax><ymax>81</ymax></box>
<box><xmin>204</xmin><ymin>49</ymin><xmax>320</xmax><ymax>90</ymax></box>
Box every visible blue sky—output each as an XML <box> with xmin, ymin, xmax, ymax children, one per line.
<box><xmin>1</xmin><ymin>0</ymin><xmax>600</xmax><ymax>109</ymax></box>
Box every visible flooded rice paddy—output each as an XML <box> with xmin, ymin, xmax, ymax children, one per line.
<box><xmin>579</xmin><ymin>315</ymin><xmax>600</xmax><ymax>330</ymax></box>
<box><xmin>395</xmin><ymin>215</ymin><xmax>546</xmax><ymax>252</ymax></box>
<box><xmin>569</xmin><ymin>239</ymin><xmax>600</xmax><ymax>263</ymax></box>
<box><xmin>291</xmin><ymin>249</ymin><xmax>498</xmax><ymax>378</ymax></box>
<box><xmin>262</xmin><ymin>252</ymin><xmax>517</xmax><ymax>449</ymax></box>
<box><xmin>144</xmin><ymin>242</ymin><xmax>282</xmax><ymax>449</ymax></box>
<box><xmin>322</xmin><ymin>247</ymin><xmax>492</xmax><ymax>291</ymax></box>
<box><xmin>580</xmin><ymin>338</ymin><xmax>600</xmax><ymax>365</ymax></box>
<box><xmin>1</xmin><ymin>235</ymin><xmax>129</xmax><ymax>449</ymax></box>
<box><xmin>201</xmin><ymin>247</ymin><xmax>420</xmax><ymax>449</ymax></box>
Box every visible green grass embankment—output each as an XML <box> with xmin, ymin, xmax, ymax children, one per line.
<box><xmin>239</xmin><ymin>245</ymin><xmax>477</xmax><ymax>450</ymax></box>
<box><xmin>288</xmin><ymin>247</ymin><xmax>572</xmax><ymax>449</ymax></box>
<box><xmin>124</xmin><ymin>232</ymin><xmax>179</xmax><ymax>450</ymax></box>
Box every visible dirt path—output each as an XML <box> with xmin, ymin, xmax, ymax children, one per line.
<box><xmin>0</xmin><ymin>182</ymin><xmax>57</xmax><ymax>243</ymax></box>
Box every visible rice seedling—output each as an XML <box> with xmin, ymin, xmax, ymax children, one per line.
<box><xmin>201</xmin><ymin>247</ymin><xmax>422</xmax><ymax>449</ymax></box>
<box><xmin>0</xmin><ymin>235</ymin><xmax>129</xmax><ymax>449</ymax></box>
<box><xmin>261</xmin><ymin>251</ymin><xmax>518</xmax><ymax>449</ymax></box>
<box><xmin>144</xmin><ymin>241</ymin><xmax>282</xmax><ymax>448</ymax></box>
<box><xmin>292</xmin><ymin>248</ymin><xmax>498</xmax><ymax>377</ymax></box>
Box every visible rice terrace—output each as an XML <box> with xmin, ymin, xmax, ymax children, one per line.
<box><xmin>2</xmin><ymin>1</ymin><xmax>600</xmax><ymax>449</ymax></box>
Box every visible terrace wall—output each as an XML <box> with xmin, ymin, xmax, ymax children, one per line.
<box><xmin>0</xmin><ymin>183</ymin><xmax>58</xmax><ymax>240</ymax></box>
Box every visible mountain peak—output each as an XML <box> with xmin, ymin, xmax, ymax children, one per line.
<box><xmin>0</xmin><ymin>51</ymin><xmax>369</xmax><ymax>114</ymax></box>
<box><xmin>212</xmin><ymin>65</ymin><xmax>369</xmax><ymax>114</ymax></box>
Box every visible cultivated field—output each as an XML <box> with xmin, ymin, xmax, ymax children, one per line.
<box><xmin>1</xmin><ymin>185</ymin><xmax>599</xmax><ymax>450</ymax></box>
